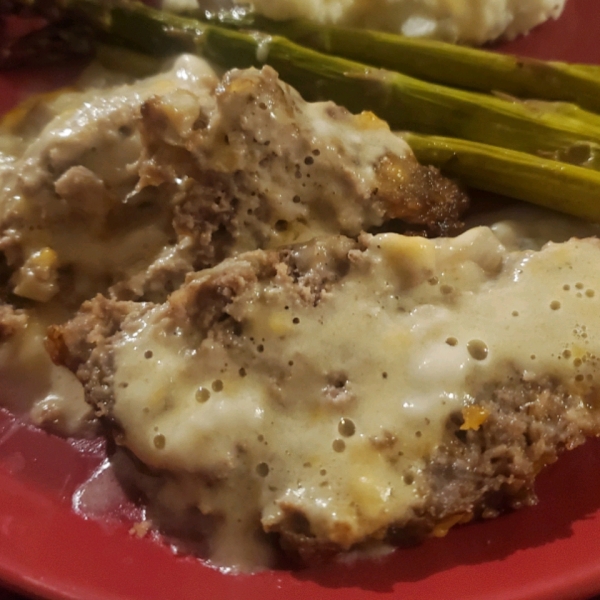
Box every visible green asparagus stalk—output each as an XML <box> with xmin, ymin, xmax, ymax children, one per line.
<box><xmin>403</xmin><ymin>132</ymin><xmax>600</xmax><ymax>222</ymax></box>
<box><xmin>193</xmin><ymin>9</ymin><xmax>600</xmax><ymax>115</ymax></box>
<box><xmin>47</xmin><ymin>0</ymin><xmax>600</xmax><ymax>172</ymax></box>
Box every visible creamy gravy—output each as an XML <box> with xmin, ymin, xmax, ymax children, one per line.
<box><xmin>0</xmin><ymin>58</ymin><xmax>218</xmax><ymax>433</ymax></box>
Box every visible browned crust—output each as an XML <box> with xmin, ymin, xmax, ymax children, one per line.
<box><xmin>375</xmin><ymin>154</ymin><xmax>469</xmax><ymax>236</ymax></box>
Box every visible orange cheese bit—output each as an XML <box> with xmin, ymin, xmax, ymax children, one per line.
<box><xmin>431</xmin><ymin>512</ymin><xmax>473</xmax><ymax>538</ymax></box>
<box><xmin>460</xmin><ymin>405</ymin><xmax>489</xmax><ymax>431</ymax></box>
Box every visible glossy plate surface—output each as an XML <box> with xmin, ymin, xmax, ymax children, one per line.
<box><xmin>1</xmin><ymin>1</ymin><xmax>600</xmax><ymax>599</ymax></box>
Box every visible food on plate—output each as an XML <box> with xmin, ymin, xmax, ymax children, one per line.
<box><xmin>49</xmin><ymin>226</ymin><xmax>600</xmax><ymax>567</ymax></box>
<box><xmin>2</xmin><ymin>0</ymin><xmax>600</xmax><ymax>575</ymax></box>
<box><xmin>8</xmin><ymin>2</ymin><xmax>600</xmax><ymax>188</ymax></box>
<box><xmin>0</xmin><ymin>53</ymin><xmax>465</xmax><ymax>432</ymax></box>
<box><xmin>162</xmin><ymin>0</ymin><xmax>566</xmax><ymax>44</ymax></box>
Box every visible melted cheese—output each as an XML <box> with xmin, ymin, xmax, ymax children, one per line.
<box><xmin>110</xmin><ymin>225</ymin><xmax>600</xmax><ymax>570</ymax></box>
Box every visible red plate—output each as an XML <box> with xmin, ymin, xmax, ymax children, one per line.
<box><xmin>1</xmin><ymin>1</ymin><xmax>600</xmax><ymax>599</ymax></box>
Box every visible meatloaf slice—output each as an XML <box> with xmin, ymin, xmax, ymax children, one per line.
<box><xmin>47</xmin><ymin>228</ymin><xmax>600</xmax><ymax>568</ymax></box>
<box><xmin>0</xmin><ymin>54</ymin><xmax>466</xmax><ymax>307</ymax></box>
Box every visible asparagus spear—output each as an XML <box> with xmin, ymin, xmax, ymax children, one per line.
<box><xmin>403</xmin><ymin>132</ymin><xmax>600</xmax><ymax>222</ymax></box>
<box><xmin>43</xmin><ymin>0</ymin><xmax>600</xmax><ymax>172</ymax></box>
<box><xmin>193</xmin><ymin>9</ymin><xmax>600</xmax><ymax>115</ymax></box>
